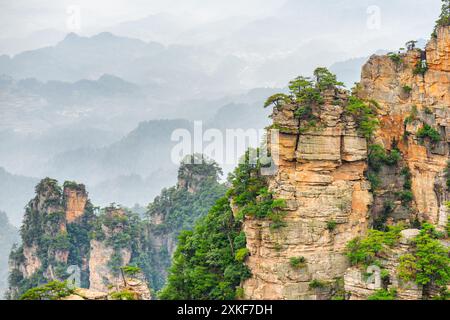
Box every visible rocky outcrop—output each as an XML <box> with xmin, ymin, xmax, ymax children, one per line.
<box><xmin>8</xmin><ymin>155</ymin><xmax>222</xmax><ymax>299</ymax></box>
<box><xmin>242</xmin><ymin>90</ymin><xmax>372</xmax><ymax>300</ymax></box>
<box><xmin>7</xmin><ymin>179</ymin><xmax>95</xmax><ymax>298</ymax></box>
<box><xmin>62</xmin><ymin>275</ymin><xmax>151</xmax><ymax>300</ymax></box>
<box><xmin>64</xmin><ymin>184</ymin><xmax>88</xmax><ymax>223</ymax></box>
<box><xmin>242</xmin><ymin>26</ymin><xmax>450</xmax><ymax>300</ymax></box>
<box><xmin>358</xmin><ymin>26</ymin><xmax>450</xmax><ymax>230</ymax></box>
<box><xmin>7</xmin><ymin>179</ymin><xmax>153</xmax><ymax>300</ymax></box>
<box><xmin>89</xmin><ymin>208</ymin><xmax>133</xmax><ymax>292</ymax></box>
<box><xmin>344</xmin><ymin>229</ymin><xmax>423</xmax><ymax>300</ymax></box>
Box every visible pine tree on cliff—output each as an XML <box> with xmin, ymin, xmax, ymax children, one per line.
<box><xmin>434</xmin><ymin>0</ymin><xmax>450</xmax><ymax>36</ymax></box>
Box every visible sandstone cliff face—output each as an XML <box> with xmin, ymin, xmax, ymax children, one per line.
<box><xmin>359</xmin><ymin>26</ymin><xmax>450</xmax><ymax>230</ymax></box>
<box><xmin>7</xmin><ymin>179</ymin><xmax>94</xmax><ymax>298</ymax></box>
<box><xmin>89</xmin><ymin>208</ymin><xmax>132</xmax><ymax>292</ymax></box>
<box><xmin>243</xmin><ymin>27</ymin><xmax>450</xmax><ymax>300</ymax></box>
<box><xmin>243</xmin><ymin>90</ymin><xmax>372</xmax><ymax>300</ymax></box>
<box><xmin>88</xmin><ymin>240</ymin><xmax>131</xmax><ymax>292</ymax></box>
<box><xmin>344</xmin><ymin>229</ymin><xmax>423</xmax><ymax>300</ymax></box>
<box><xmin>341</xmin><ymin>26</ymin><xmax>450</xmax><ymax>300</ymax></box>
<box><xmin>8</xmin><ymin>157</ymin><xmax>220</xmax><ymax>299</ymax></box>
<box><xmin>64</xmin><ymin>185</ymin><xmax>88</xmax><ymax>223</ymax></box>
<box><xmin>8</xmin><ymin>180</ymin><xmax>152</xmax><ymax>300</ymax></box>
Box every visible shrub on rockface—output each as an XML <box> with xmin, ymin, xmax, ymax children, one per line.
<box><xmin>228</xmin><ymin>150</ymin><xmax>287</xmax><ymax>229</ymax></box>
<box><xmin>368</xmin><ymin>144</ymin><xmax>401</xmax><ymax>172</ymax></box>
<box><xmin>110</xmin><ymin>290</ymin><xmax>137</xmax><ymax>300</ymax></box>
<box><xmin>398</xmin><ymin>224</ymin><xmax>450</xmax><ymax>293</ymax></box>
<box><xmin>388</xmin><ymin>52</ymin><xmax>403</xmax><ymax>66</ymax></box>
<box><xmin>290</xmin><ymin>257</ymin><xmax>307</xmax><ymax>269</ymax></box>
<box><xmin>20</xmin><ymin>281</ymin><xmax>73</xmax><ymax>300</ymax></box>
<box><xmin>345</xmin><ymin>97</ymin><xmax>379</xmax><ymax>139</ymax></box>
<box><xmin>346</xmin><ymin>226</ymin><xmax>403</xmax><ymax>267</ymax></box>
<box><xmin>413</xmin><ymin>60</ymin><xmax>429</xmax><ymax>76</ymax></box>
<box><xmin>367</xmin><ymin>289</ymin><xmax>397</xmax><ymax>300</ymax></box>
<box><xmin>417</xmin><ymin>124</ymin><xmax>441</xmax><ymax>143</ymax></box>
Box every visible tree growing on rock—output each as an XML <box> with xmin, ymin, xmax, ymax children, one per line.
<box><xmin>434</xmin><ymin>0</ymin><xmax>450</xmax><ymax>36</ymax></box>
<box><xmin>263</xmin><ymin>68</ymin><xmax>343</xmax><ymax>110</ymax></box>
<box><xmin>405</xmin><ymin>40</ymin><xmax>418</xmax><ymax>51</ymax></box>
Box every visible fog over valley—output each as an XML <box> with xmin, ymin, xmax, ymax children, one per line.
<box><xmin>0</xmin><ymin>0</ymin><xmax>441</xmax><ymax>227</ymax></box>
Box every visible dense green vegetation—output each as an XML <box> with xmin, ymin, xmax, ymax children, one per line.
<box><xmin>326</xmin><ymin>220</ymin><xmax>337</xmax><ymax>232</ymax></box>
<box><xmin>158</xmin><ymin>197</ymin><xmax>251</xmax><ymax>300</ymax></box>
<box><xmin>20</xmin><ymin>281</ymin><xmax>73</xmax><ymax>300</ymax></box>
<box><xmin>387</xmin><ymin>52</ymin><xmax>403</xmax><ymax>66</ymax></box>
<box><xmin>144</xmin><ymin>156</ymin><xmax>226</xmax><ymax>291</ymax></box>
<box><xmin>228</xmin><ymin>150</ymin><xmax>286</xmax><ymax>229</ymax></box>
<box><xmin>346</xmin><ymin>226</ymin><xmax>403</xmax><ymax>267</ymax></box>
<box><xmin>263</xmin><ymin>93</ymin><xmax>291</xmax><ymax>108</ymax></box>
<box><xmin>264</xmin><ymin>68</ymin><xmax>343</xmax><ymax>131</ymax></box>
<box><xmin>264</xmin><ymin>68</ymin><xmax>379</xmax><ymax>140</ymax></box>
<box><xmin>7</xmin><ymin>179</ymin><xmax>97</xmax><ymax>298</ymax></box>
<box><xmin>346</xmin><ymin>222</ymin><xmax>450</xmax><ymax>299</ymax></box>
<box><xmin>110</xmin><ymin>290</ymin><xmax>136</xmax><ymax>300</ymax></box>
<box><xmin>402</xmin><ymin>85</ymin><xmax>412</xmax><ymax>94</ymax></box>
<box><xmin>160</xmin><ymin>150</ymin><xmax>286</xmax><ymax>300</ymax></box>
<box><xmin>397</xmin><ymin>224</ymin><xmax>450</xmax><ymax>296</ymax></box>
<box><xmin>8</xmin><ymin>156</ymin><xmax>227</xmax><ymax>299</ymax></box>
<box><xmin>147</xmin><ymin>162</ymin><xmax>225</xmax><ymax>235</ymax></box>
<box><xmin>92</xmin><ymin>206</ymin><xmax>144</xmax><ymax>276</ymax></box>
<box><xmin>345</xmin><ymin>97</ymin><xmax>380</xmax><ymax>139</ymax></box>
<box><xmin>413</xmin><ymin>60</ymin><xmax>429</xmax><ymax>76</ymax></box>
<box><xmin>368</xmin><ymin>144</ymin><xmax>401</xmax><ymax>172</ymax></box>
<box><xmin>367</xmin><ymin>289</ymin><xmax>397</xmax><ymax>300</ymax></box>
<box><xmin>417</xmin><ymin>124</ymin><xmax>441</xmax><ymax>143</ymax></box>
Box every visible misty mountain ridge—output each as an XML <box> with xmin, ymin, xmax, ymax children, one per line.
<box><xmin>0</xmin><ymin>210</ymin><xmax>19</xmax><ymax>297</ymax></box>
<box><xmin>0</xmin><ymin>32</ymin><xmax>247</xmax><ymax>99</ymax></box>
<box><xmin>0</xmin><ymin>5</ymin><xmax>434</xmax><ymax>230</ymax></box>
<box><xmin>0</xmin><ymin>168</ymin><xmax>38</xmax><ymax>226</ymax></box>
<box><xmin>0</xmin><ymin>74</ymin><xmax>142</xmax><ymax>105</ymax></box>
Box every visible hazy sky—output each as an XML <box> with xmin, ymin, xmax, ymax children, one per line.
<box><xmin>0</xmin><ymin>1</ymin><xmax>442</xmax><ymax>39</ymax></box>
<box><xmin>0</xmin><ymin>0</ymin><xmax>443</xmax><ymax>85</ymax></box>
<box><xmin>0</xmin><ymin>0</ymin><xmax>283</xmax><ymax>38</ymax></box>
